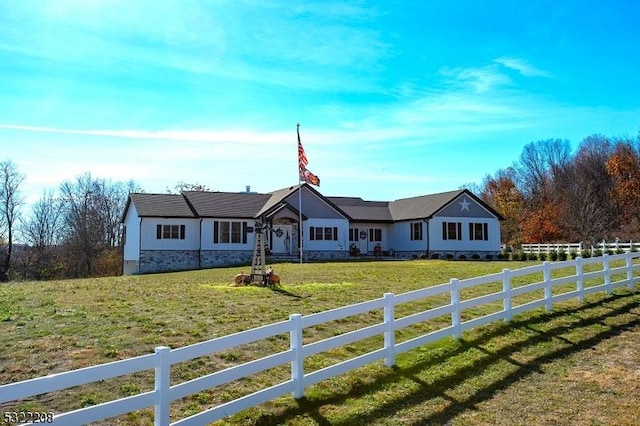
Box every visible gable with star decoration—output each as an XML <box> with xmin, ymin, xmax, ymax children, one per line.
<box><xmin>434</xmin><ymin>191</ymin><xmax>498</xmax><ymax>219</ymax></box>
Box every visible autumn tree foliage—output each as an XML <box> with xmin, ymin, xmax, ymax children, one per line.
<box><xmin>478</xmin><ymin>168</ymin><xmax>523</xmax><ymax>246</ymax></box>
<box><xmin>606</xmin><ymin>140</ymin><xmax>640</xmax><ymax>234</ymax></box>
<box><xmin>476</xmin><ymin>134</ymin><xmax>640</xmax><ymax>245</ymax></box>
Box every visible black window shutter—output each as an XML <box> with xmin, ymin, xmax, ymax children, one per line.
<box><xmin>242</xmin><ymin>222</ymin><xmax>248</xmax><ymax>244</ymax></box>
<box><xmin>213</xmin><ymin>221</ymin><xmax>219</xmax><ymax>243</ymax></box>
<box><xmin>442</xmin><ymin>222</ymin><xmax>447</xmax><ymax>240</ymax></box>
<box><xmin>457</xmin><ymin>223</ymin><xmax>462</xmax><ymax>240</ymax></box>
<box><xmin>333</xmin><ymin>227</ymin><xmax>337</xmax><ymax>240</ymax></box>
<box><xmin>484</xmin><ymin>223</ymin><xmax>488</xmax><ymax>241</ymax></box>
<box><xmin>156</xmin><ymin>224</ymin><xmax>162</xmax><ymax>239</ymax></box>
<box><xmin>310</xmin><ymin>227</ymin><xmax>315</xmax><ymax>241</ymax></box>
<box><xmin>469</xmin><ymin>223</ymin><xmax>474</xmax><ymax>241</ymax></box>
<box><xmin>180</xmin><ymin>224</ymin><xmax>186</xmax><ymax>239</ymax></box>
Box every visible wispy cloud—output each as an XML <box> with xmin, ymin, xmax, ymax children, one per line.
<box><xmin>438</xmin><ymin>65</ymin><xmax>512</xmax><ymax>93</ymax></box>
<box><xmin>494</xmin><ymin>57</ymin><xmax>553</xmax><ymax>78</ymax></box>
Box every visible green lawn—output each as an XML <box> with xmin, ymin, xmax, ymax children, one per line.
<box><xmin>1</xmin><ymin>259</ymin><xmax>639</xmax><ymax>425</ymax></box>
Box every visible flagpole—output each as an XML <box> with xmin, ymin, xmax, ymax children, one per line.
<box><xmin>297</xmin><ymin>123</ymin><xmax>303</xmax><ymax>264</ymax></box>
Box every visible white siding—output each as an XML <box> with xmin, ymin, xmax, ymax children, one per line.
<box><xmin>429</xmin><ymin>217</ymin><xmax>501</xmax><ymax>252</ymax></box>
<box><xmin>123</xmin><ymin>203</ymin><xmax>140</xmax><ymax>261</ymax></box>
<box><xmin>348</xmin><ymin>223</ymin><xmax>393</xmax><ymax>253</ymax></box>
<box><xmin>201</xmin><ymin>218</ymin><xmax>256</xmax><ymax>251</ymax></box>
<box><xmin>140</xmin><ymin>218</ymin><xmax>201</xmax><ymax>250</ymax></box>
<box><xmin>305</xmin><ymin>218</ymin><xmax>349</xmax><ymax>251</ymax></box>
<box><xmin>392</xmin><ymin>221</ymin><xmax>427</xmax><ymax>252</ymax></box>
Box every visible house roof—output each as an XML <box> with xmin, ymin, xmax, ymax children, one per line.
<box><xmin>389</xmin><ymin>189</ymin><xmax>465</xmax><ymax>221</ymax></box>
<box><xmin>326</xmin><ymin>197</ymin><xmax>393</xmax><ymax>222</ymax></box>
<box><xmin>183</xmin><ymin>191</ymin><xmax>272</xmax><ymax>218</ymax></box>
<box><xmin>126</xmin><ymin>193</ymin><xmax>197</xmax><ymax>218</ymax></box>
<box><xmin>123</xmin><ymin>186</ymin><xmax>502</xmax><ymax>223</ymax></box>
<box><xmin>389</xmin><ymin>189</ymin><xmax>504</xmax><ymax>221</ymax></box>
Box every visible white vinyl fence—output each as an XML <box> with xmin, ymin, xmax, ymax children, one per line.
<box><xmin>2</xmin><ymin>253</ymin><xmax>639</xmax><ymax>425</ymax></box>
<box><xmin>521</xmin><ymin>240</ymin><xmax>637</xmax><ymax>255</ymax></box>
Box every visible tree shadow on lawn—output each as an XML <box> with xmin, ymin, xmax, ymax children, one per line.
<box><xmin>252</xmin><ymin>291</ymin><xmax>640</xmax><ymax>426</ymax></box>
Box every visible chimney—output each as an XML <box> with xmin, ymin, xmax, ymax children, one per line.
<box><xmin>246</xmin><ymin>185</ymin><xmax>251</xmax><ymax>193</ymax></box>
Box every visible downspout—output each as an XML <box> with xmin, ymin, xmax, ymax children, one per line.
<box><xmin>138</xmin><ymin>217</ymin><xmax>142</xmax><ymax>274</ymax></box>
<box><xmin>198</xmin><ymin>218</ymin><xmax>203</xmax><ymax>269</ymax></box>
<box><xmin>424</xmin><ymin>218</ymin><xmax>430</xmax><ymax>256</ymax></box>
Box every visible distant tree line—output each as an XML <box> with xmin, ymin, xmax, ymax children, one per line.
<box><xmin>469</xmin><ymin>132</ymin><xmax>640</xmax><ymax>247</ymax></box>
<box><xmin>0</xmin><ymin>162</ymin><xmax>140</xmax><ymax>281</ymax></box>
<box><xmin>0</xmin><ymin>162</ymin><xmax>215</xmax><ymax>281</ymax></box>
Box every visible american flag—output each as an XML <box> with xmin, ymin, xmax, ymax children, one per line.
<box><xmin>297</xmin><ymin>124</ymin><xmax>320</xmax><ymax>186</ymax></box>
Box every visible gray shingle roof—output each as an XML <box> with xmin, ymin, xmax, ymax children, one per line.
<box><xmin>124</xmin><ymin>187</ymin><xmax>501</xmax><ymax>223</ymax></box>
<box><xmin>326</xmin><ymin>197</ymin><xmax>393</xmax><ymax>222</ymax></box>
<box><xmin>128</xmin><ymin>193</ymin><xmax>197</xmax><ymax>218</ymax></box>
<box><xmin>389</xmin><ymin>189</ymin><xmax>466</xmax><ymax>221</ymax></box>
<box><xmin>183</xmin><ymin>191</ymin><xmax>272</xmax><ymax>218</ymax></box>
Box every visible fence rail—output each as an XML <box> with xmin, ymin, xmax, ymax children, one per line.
<box><xmin>521</xmin><ymin>240</ymin><xmax>637</xmax><ymax>254</ymax></box>
<box><xmin>2</xmin><ymin>253</ymin><xmax>639</xmax><ymax>425</ymax></box>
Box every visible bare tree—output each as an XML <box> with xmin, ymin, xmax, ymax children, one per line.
<box><xmin>558</xmin><ymin>135</ymin><xmax>616</xmax><ymax>244</ymax></box>
<box><xmin>0</xmin><ymin>160</ymin><xmax>25</xmax><ymax>281</ymax></box>
<box><xmin>18</xmin><ymin>190</ymin><xmax>64</xmax><ymax>279</ymax></box>
<box><xmin>59</xmin><ymin>173</ymin><xmax>140</xmax><ymax>277</ymax></box>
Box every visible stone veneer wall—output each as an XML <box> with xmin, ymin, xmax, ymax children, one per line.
<box><xmin>200</xmin><ymin>250</ymin><xmax>254</xmax><ymax>268</ymax></box>
<box><xmin>139</xmin><ymin>250</ymin><xmax>199</xmax><ymax>274</ymax></box>
<box><xmin>138</xmin><ymin>249</ymin><xmax>350</xmax><ymax>274</ymax></box>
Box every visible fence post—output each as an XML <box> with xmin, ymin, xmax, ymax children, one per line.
<box><xmin>626</xmin><ymin>251</ymin><xmax>634</xmax><ymax>290</ymax></box>
<box><xmin>603</xmin><ymin>254</ymin><xmax>612</xmax><ymax>295</ymax></box>
<box><xmin>576</xmin><ymin>256</ymin><xmax>584</xmax><ymax>302</ymax></box>
<box><xmin>502</xmin><ymin>269</ymin><xmax>512</xmax><ymax>322</ymax></box>
<box><xmin>383</xmin><ymin>293</ymin><xmax>396</xmax><ymax>367</ymax></box>
<box><xmin>450</xmin><ymin>278</ymin><xmax>461</xmax><ymax>339</ymax></box>
<box><xmin>289</xmin><ymin>313</ymin><xmax>305</xmax><ymax>399</ymax></box>
<box><xmin>154</xmin><ymin>346</ymin><xmax>171</xmax><ymax>426</ymax></box>
<box><xmin>543</xmin><ymin>261</ymin><xmax>552</xmax><ymax>311</ymax></box>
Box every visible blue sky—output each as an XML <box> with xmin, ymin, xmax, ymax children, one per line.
<box><xmin>1</xmin><ymin>0</ymin><xmax>639</xmax><ymax>206</ymax></box>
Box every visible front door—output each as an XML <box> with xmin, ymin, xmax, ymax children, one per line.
<box><xmin>270</xmin><ymin>224</ymin><xmax>293</xmax><ymax>254</ymax></box>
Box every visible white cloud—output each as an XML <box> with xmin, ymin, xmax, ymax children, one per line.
<box><xmin>494</xmin><ymin>57</ymin><xmax>552</xmax><ymax>78</ymax></box>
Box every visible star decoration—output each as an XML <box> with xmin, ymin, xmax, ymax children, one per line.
<box><xmin>459</xmin><ymin>198</ymin><xmax>470</xmax><ymax>211</ymax></box>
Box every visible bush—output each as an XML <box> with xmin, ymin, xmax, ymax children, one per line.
<box><xmin>497</xmin><ymin>253</ymin><xmax>504</xmax><ymax>260</ymax></box>
<box><xmin>569</xmin><ymin>250</ymin><xmax>578</xmax><ymax>259</ymax></box>
<box><xmin>471</xmin><ymin>253</ymin><xmax>480</xmax><ymax>260</ymax></box>
<box><xmin>446</xmin><ymin>253</ymin><xmax>454</xmax><ymax>260</ymax></box>
<box><xmin>430</xmin><ymin>253</ymin><xmax>440</xmax><ymax>260</ymax></box>
<box><xmin>527</xmin><ymin>253</ymin><xmax>539</xmax><ymax>261</ymax></box>
<box><xmin>593</xmin><ymin>249</ymin><xmax>603</xmax><ymax>257</ymax></box>
<box><xmin>558</xmin><ymin>250</ymin><xmax>568</xmax><ymax>261</ymax></box>
<box><xmin>458</xmin><ymin>254</ymin><xmax>467</xmax><ymax>260</ymax></box>
<box><xmin>485</xmin><ymin>254</ymin><xmax>493</xmax><ymax>260</ymax></box>
<box><xmin>549</xmin><ymin>250</ymin><xmax>558</xmax><ymax>261</ymax></box>
<box><xmin>419</xmin><ymin>253</ymin><xmax>429</xmax><ymax>260</ymax></box>
<box><xmin>581</xmin><ymin>250</ymin><xmax>591</xmax><ymax>259</ymax></box>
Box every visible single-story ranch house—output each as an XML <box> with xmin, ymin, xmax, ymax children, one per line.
<box><xmin>121</xmin><ymin>184</ymin><xmax>503</xmax><ymax>275</ymax></box>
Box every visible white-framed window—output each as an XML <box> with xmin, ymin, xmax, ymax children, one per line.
<box><xmin>310</xmin><ymin>226</ymin><xmax>338</xmax><ymax>241</ymax></box>
<box><xmin>156</xmin><ymin>224</ymin><xmax>185</xmax><ymax>240</ymax></box>
<box><xmin>442</xmin><ymin>221</ymin><xmax>462</xmax><ymax>240</ymax></box>
<box><xmin>369</xmin><ymin>228</ymin><xmax>382</xmax><ymax>242</ymax></box>
<box><xmin>214</xmin><ymin>221</ymin><xmax>248</xmax><ymax>244</ymax></box>
<box><xmin>410</xmin><ymin>222</ymin><xmax>423</xmax><ymax>241</ymax></box>
<box><xmin>469</xmin><ymin>222</ymin><xmax>489</xmax><ymax>241</ymax></box>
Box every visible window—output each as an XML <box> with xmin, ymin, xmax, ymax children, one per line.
<box><xmin>349</xmin><ymin>228</ymin><xmax>359</xmax><ymax>242</ymax></box>
<box><xmin>410</xmin><ymin>222</ymin><xmax>423</xmax><ymax>240</ymax></box>
<box><xmin>369</xmin><ymin>228</ymin><xmax>382</xmax><ymax>242</ymax></box>
<box><xmin>156</xmin><ymin>224</ymin><xmax>185</xmax><ymax>240</ymax></box>
<box><xmin>442</xmin><ymin>221</ymin><xmax>462</xmax><ymax>240</ymax></box>
<box><xmin>469</xmin><ymin>222</ymin><xmax>489</xmax><ymax>241</ymax></box>
<box><xmin>310</xmin><ymin>226</ymin><xmax>338</xmax><ymax>241</ymax></box>
<box><xmin>214</xmin><ymin>221</ymin><xmax>248</xmax><ymax>244</ymax></box>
